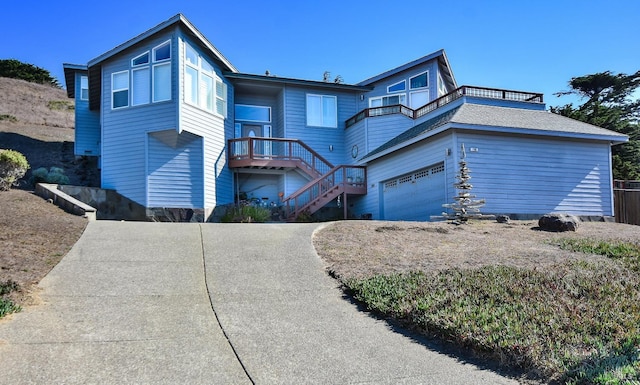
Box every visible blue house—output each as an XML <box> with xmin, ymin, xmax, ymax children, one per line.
<box><xmin>63</xmin><ymin>14</ymin><xmax>628</xmax><ymax>222</ymax></box>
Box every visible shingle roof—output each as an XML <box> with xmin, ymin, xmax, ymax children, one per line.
<box><xmin>361</xmin><ymin>102</ymin><xmax>629</xmax><ymax>162</ymax></box>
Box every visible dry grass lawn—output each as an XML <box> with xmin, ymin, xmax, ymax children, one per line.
<box><xmin>313</xmin><ymin>219</ymin><xmax>640</xmax><ymax>280</ymax></box>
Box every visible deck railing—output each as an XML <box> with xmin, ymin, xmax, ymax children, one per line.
<box><xmin>282</xmin><ymin>165</ymin><xmax>366</xmax><ymax>219</ymax></box>
<box><xmin>346</xmin><ymin>85</ymin><xmax>544</xmax><ymax>128</ymax></box>
<box><xmin>228</xmin><ymin>137</ymin><xmax>334</xmax><ymax>177</ymax></box>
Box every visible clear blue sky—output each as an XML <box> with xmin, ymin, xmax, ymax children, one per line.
<box><xmin>2</xmin><ymin>0</ymin><xmax>638</xmax><ymax>107</ymax></box>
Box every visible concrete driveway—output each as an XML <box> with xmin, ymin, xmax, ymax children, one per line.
<box><xmin>0</xmin><ymin>222</ymin><xmax>518</xmax><ymax>384</ymax></box>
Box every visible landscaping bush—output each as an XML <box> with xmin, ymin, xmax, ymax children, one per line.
<box><xmin>0</xmin><ymin>280</ymin><xmax>21</xmax><ymax>318</ymax></box>
<box><xmin>0</xmin><ymin>149</ymin><xmax>29</xmax><ymax>190</ymax></box>
<box><xmin>0</xmin><ymin>114</ymin><xmax>18</xmax><ymax>122</ymax></box>
<box><xmin>31</xmin><ymin>166</ymin><xmax>70</xmax><ymax>185</ymax></box>
<box><xmin>221</xmin><ymin>205</ymin><xmax>271</xmax><ymax>223</ymax></box>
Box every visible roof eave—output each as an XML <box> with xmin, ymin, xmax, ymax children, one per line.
<box><xmin>357</xmin><ymin>49</ymin><xmax>447</xmax><ymax>86</ymax></box>
<box><xmin>62</xmin><ymin>63</ymin><xmax>87</xmax><ymax>98</ymax></box>
<box><xmin>224</xmin><ymin>72</ymin><xmax>373</xmax><ymax>91</ymax></box>
<box><xmin>452</xmin><ymin>123</ymin><xmax>630</xmax><ymax>144</ymax></box>
<box><xmin>87</xmin><ymin>14</ymin><xmax>237</xmax><ymax>73</ymax></box>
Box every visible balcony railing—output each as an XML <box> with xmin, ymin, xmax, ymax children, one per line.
<box><xmin>282</xmin><ymin>165</ymin><xmax>367</xmax><ymax>219</ymax></box>
<box><xmin>346</xmin><ymin>85</ymin><xmax>544</xmax><ymax>128</ymax></box>
<box><xmin>228</xmin><ymin>137</ymin><xmax>334</xmax><ymax>178</ymax></box>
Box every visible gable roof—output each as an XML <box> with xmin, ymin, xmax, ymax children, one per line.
<box><xmin>85</xmin><ymin>14</ymin><xmax>236</xmax><ymax>110</ymax></box>
<box><xmin>357</xmin><ymin>49</ymin><xmax>457</xmax><ymax>88</ymax></box>
<box><xmin>62</xmin><ymin>63</ymin><xmax>87</xmax><ymax>98</ymax></box>
<box><xmin>88</xmin><ymin>14</ymin><xmax>236</xmax><ymax>72</ymax></box>
<box><xmin>361</xmin><ymin>102</ymin><xmax>629</xmax><ymax>162</ymax></box>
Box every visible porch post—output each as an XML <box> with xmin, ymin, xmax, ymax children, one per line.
<box><xmin>343</xmin><ymin>192</ymin><xmax>347</xmax><ymax>220</ymax></box>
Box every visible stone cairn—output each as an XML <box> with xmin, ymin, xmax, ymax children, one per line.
<box><xmin>442</xmin><ymin>144</ymin><xmax>486</xmax><ymax>224</ymax></box>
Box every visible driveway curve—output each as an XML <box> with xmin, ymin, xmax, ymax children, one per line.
<box><xmin>0</xmin><ymin>221</ymin><xmax>518</xmax><ymax>384</ymax></box>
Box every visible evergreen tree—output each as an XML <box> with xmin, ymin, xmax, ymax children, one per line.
<box><xmin>0</xmin><ymin>59</ymin><xmax>60</xmax><ymax>88</ymax></box>
<box><xmin>550</xmin><ymin>70</ymin><xmax>640</xmax><ymax>180</ymax></box>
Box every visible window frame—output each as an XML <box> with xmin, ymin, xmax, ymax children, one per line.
<box><xmin>153</xmin><ymin>40</ymin><xmax>171</xmax><ymax>62</ymax></box>
<box><xmin>183</xmin><ymin>42</ymin><xmax>226</xmax><ymax>118</ymax></box>
<box><xmin>387</xmin><ymin>80</ymin><xmax>406</xmax><ymax>93</ymax></box>
<box><xmin>152</xmin><ymin>62</ymin><xmax>171</xmax><ymax>103</ymax></box>
<box><xmin>131</xmin><ymin>67</ymin><xmax>150</xmax><ymax>106</ymax></box>
<box><xmin>235</xmin><ymin>104</ymin><xmax>272</xmax><ymax>123</ymax></box>
<box><xmin>111</xmin><ymin>70</ymin><xmax>129</xmax><ymax>110</ymax></box>
<box><xmin>80</xmin><ymin>75</ymin><xmax>89</xmax><ymax>100</ymax></box>
<box><xmin>131</xmin><ymin>51</ymin><xmax>150</xmax><ymax>67</ymax></box>
<box><xmin>368</xmin><ymin>93</ymin><xmax>406</xmax><ymax>108</ymax></box>
<box><xmin>409</xmin><ymin>70</ymin><xmax>429</xmax><ymax>90</ymax></box>
<box><xmin>306</xmin><ymin>94</ymin><xmax>337</xmax><ymax>128</ymax></box>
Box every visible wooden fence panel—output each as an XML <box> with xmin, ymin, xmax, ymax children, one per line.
<box><xmin>614</xmin><ymin>189</ymin><xmax>640</xmax><ymax>226</ymax></box>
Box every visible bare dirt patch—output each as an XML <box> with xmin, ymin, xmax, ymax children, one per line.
<box><xmin>313</xmin><ymin>220</ymin><xmax>640</xmax><ymax>280</ymax></box>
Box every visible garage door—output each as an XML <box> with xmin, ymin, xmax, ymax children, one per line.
<box><xmin>382</xmin><ymin>163</ymin><xmax>446</xmax><ymax>221</ymax></box>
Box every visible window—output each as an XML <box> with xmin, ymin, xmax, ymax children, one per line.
<box><xmin>437</xmin><ymin>72</ymin><xmax>447</xmax><ymax>97</ymax></box>
<box><xmin>387</xmin><ymin>80</ymin><xmax>406</xmax><ymax>93</ymax></box>
<box><xmin>153</xmin><ymin>41</ymin><xmax>171</xmax><ymax>62</ymax></box>
<box><xmin>132</xmin><ymin>67</ymin><xmax>150</xmax><ymax>105</ymax></box>
<box><xmin>410</xmin><ymin>71</ymin><xmax>428</xmax><ymax>89</ymax></box>
<box><xmin>369</xmin><ymin>94</ymin><xmax>406</xmax><ymax>108</ymax></box>
<box><xmin>111</xmin><ymin>40</ymin><xmax>171</xmax><ymax>109</ymax></box>
<box><xmin>235</xmin><ymin>105</ymin><xmax>271</xmax><ymax>122</ymax></box>
<box><xmin>184</xmin><ymin>43</ymin><xmax>227</xmax><ymax>117</ymax></box>
<box><xmin>153</xmin><ymin>63</ymin><xmax>171</xmax><ymax>102</ymax></box>
<box><xmin>111</xmin><ymin>71</ymin><xmax>129</xmax><ymax>109</ymax></box>
<box><xmin>132</xmin><ymin>51</ymin><xmax>149</xmax><ymax>66</ymax></box>
<box><xmin>306</xmin><ymin>94</ymin><xmax>337</xmax><ymax>128</ymax></box>
<box><xmin>80</xmin><ymin>75</ymin><xmax>88</xmax><ymax>100</ymax></box>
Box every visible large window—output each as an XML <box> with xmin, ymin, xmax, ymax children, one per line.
<box><xmin>111</xmin><ymin>40</ymin><xmax>171</xmax><ymax>109</ymax></box>
<box><xmin>235</xmin><ymin>105</ymin><xmax>271</xmax><ymax>122</ymax></box>
<box><xmin>306</xmin><ymin>94</ymin><xmax>337</xmax><ymax>128</ymax></box>
<box><xmin>184</xmin><ymin>43</ymin><xmax>227</xmax><ymax>117</ymax></box>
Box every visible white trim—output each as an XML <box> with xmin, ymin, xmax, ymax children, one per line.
<box><xmin>111</xmin><ymin>70</ymin><xmax>129</xmax><ymax>110</ymax></box>
<box><xmin>409</xmin><ymin>70</ymin><xmax>429</xmax><ymax>90</ymax></box>
<box><xmin>131</xmin><ymin>67</ymin><xmax>150</xmax><ymax>106</ymax></box>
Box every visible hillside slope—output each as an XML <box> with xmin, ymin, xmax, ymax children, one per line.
<box><xmin>0</xmin><ymin>76</ymin><xmax>98</xmax><ymax>186</ymax></box>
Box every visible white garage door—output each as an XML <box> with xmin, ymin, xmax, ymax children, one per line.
<box><xmin>382</xmin><ymin>163</ymin><xmax>446</xmax><ymax>221</ymax></box>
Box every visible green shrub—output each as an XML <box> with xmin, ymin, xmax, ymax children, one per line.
<box><xmin>0</xmin><ymin>280</ymin><xmax>21</xmax><ymax>318</ymax></box>
<box><xmin>47</xmin><ymin>100</ymin><xmax>74</xmax><ymax>111</ymax></box>
<box><xmin>31</xmin><ymin>166</ymin><xmax>70</xmax><ymax>185</ymax></box>
<box><xmin>0</xmin><ymin>114</ymin><xmax>17</xmax><ymax>122</ymax></box>
<box><xmin>221</xmin><ymin>205</ymin><xmax>271</xmax><ymax>223</ymax></box>
<box><xmin>0</xmin><ymin>149</ymin><xmax>30</xmax><ymax>190</ymax></box>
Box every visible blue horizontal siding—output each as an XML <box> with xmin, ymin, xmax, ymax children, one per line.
<box><xmin>454</xmin><ymin>132</ymin><xmax>613</xmax><ymax>216</ymax></box>
<box><xmin>147</xmin><ymin>130</ymin><xmax>203</xmax><ymax>207</ymax></box>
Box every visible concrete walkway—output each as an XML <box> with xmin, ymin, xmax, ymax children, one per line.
<box><xmin>0</xmin><ymin>222</ymin><xmax>518</xmax><ymax>384</ymax></box>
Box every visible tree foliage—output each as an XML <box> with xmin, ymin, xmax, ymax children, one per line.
<box><xmin>0</xmin><ymin>59</ymin><xmax>60</xmax><ymax>88</ymax></box>
<box><xmin>550</xmin><ymin>70</ymin><xmax>640</xmax><ymax>180</ymax></box>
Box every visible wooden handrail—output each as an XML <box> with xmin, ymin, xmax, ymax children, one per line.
<box><xmin>281</xmin><ymin>165</ymin><xmax>366</xmax><ymax>219</ymax></box>
<box><xmin>345</xmin><ymin>85</ymin><xmax>544</xmax><ymax>128</ymax></box>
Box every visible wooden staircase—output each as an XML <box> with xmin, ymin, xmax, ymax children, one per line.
<box><xmin>228</xmin><ymin>137</ymin><xmax>366</xmax><ymax>220</ymax></box>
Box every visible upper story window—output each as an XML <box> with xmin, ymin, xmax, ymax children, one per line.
<box><xmin>184</xmin><ymin>43</ymin><xmax>227</xmax><ymax>117</ymax></box>
<box><xmin>387</xmin><ymin>80</ymin><xmax>406</xmax><ymax>93</ymax></box>
<box><xmin>80</xmin><ymin>76</ymin><xmax>89</xmax><ymax>100</ymax></box>
<box><xmin>306</xmin><ymin>94</ymin><xmax>337</xmax><ymax>128</ymax></box>
<box><xmin>369</xmin><ymin>94</ymin><xmax>406</xmax><ymax>108</ymax></box>
<box><xmin>410</xmin><ymin>71</ymin><xmax>428</xmax><ymax>89</ymax></box>
<box><xmin>111</xmin><ymin>40</ymin><xmax>171</xmax><ymax>110</ymax></box>
<box><xmin>111</xmin><ymin>71</ymin><xmax>129</xmax><ymax>109</ymax></box>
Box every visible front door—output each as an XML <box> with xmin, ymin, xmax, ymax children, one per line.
<box><xmin>235</xmin><ymin>123</ymin><xmax>272</xmax><ymax>157</ymax></box>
